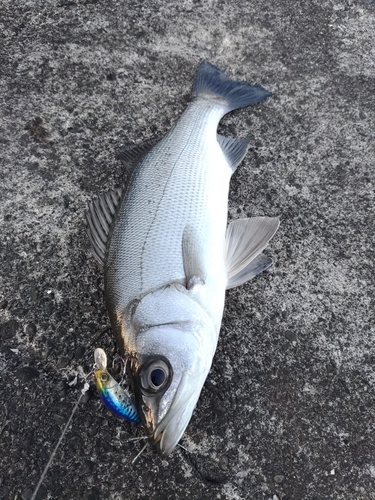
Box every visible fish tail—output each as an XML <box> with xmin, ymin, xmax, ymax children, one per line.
<box><xmin>192</xmin><ymin>61</ymin><xmax>272</xmax><ymax>112</ymax></box>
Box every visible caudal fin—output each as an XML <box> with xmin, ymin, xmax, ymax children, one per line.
<box><xmin>192</xmin><ymin>61</ymin><xmax>272</xmax><ymax>112</ymax></box>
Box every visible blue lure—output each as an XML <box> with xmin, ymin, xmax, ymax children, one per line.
<box><xmin>94</xmin><ymin>368</ymin><xmax>140</xmax><ymax>424</ymax></box>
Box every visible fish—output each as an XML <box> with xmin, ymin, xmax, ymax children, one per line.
<box><xmin>86</xmin><ymin>61</ymin><xmax>279</xmax><ymax>456</ymax></box>
<box><xmin>94</xmin><ymin>347</ymin><xmax>140</xmax><ymax>424</ymax></box>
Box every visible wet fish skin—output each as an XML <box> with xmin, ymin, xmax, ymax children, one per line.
<box><xmin>87</xmin><ymin>61</ymin><xmax>278</xmax><ymax>456</ymax></box>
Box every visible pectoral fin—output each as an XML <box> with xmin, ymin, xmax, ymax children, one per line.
<box><xmin>182</xmin><ymin>225</ymin><xmax>206</xmax><ymax>290</ymax></box>
<box><xmin>225</xmin><ymin>217</ymin><xmax>279</xmax><ymax>289</ymax></box>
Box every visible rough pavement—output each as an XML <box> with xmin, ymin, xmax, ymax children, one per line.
<box><xmin>1</xmin><ymin>1</ymin><xmax>375</xmax><ymax>499</ymax></box>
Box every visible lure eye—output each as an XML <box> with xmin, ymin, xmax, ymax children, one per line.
<box><xmin>100</xmin><ymin>373</ymin><xmax>108</xmax><ymax>382</ymax></box>
<box><xmin>138</xmin><ymin>357</ymin><xmax>172</xmax><ymax>394</ymax></box>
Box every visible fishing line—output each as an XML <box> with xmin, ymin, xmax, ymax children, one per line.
<box><xmin>30</xmin><ymin>373</ymin><xmax>91</xmax><ymax>500</ymax></box>
<box><xmin>131</xmin><ymin>442</ymin><xmax>148</xmax><ymax>464</ymax></box>
<box><xmin>127</xmin><ymin>436</ymin><xmax>188</xmax><ymax>463</ymax></box>
<box><xmin>31</xmin><ymin>353</ymin><xmax>145</xmax><ymax>498</ymax></box>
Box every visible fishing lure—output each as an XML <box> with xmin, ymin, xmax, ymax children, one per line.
<box><xmin>94</xmin><ymin>348</ymin><xmax>140</xmax><ymax>424</ymax></box>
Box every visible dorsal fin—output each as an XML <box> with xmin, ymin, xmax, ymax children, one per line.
<box><xmin>115</xmin><ymin>137</ymin><xmax>160</xmax><ymax>174</ymax></box>
<box><xmin>85</xmin><ymin>188</ymin><xmax>123</xmax><ymax>266</ymax></box>
<box><xmin>225</xmin><ymin>217</ymin><xmax>279</xmax><ymax>289</ymax></box>
<box><xmin>217</xmin><ymin>135</ymin><xmax>250</xmax><ymax>172</ymax></box>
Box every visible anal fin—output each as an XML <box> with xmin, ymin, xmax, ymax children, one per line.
<box><xmin>85</xmin><ymin>188</ymin><xmax>123</xmax><ymax>266</ymax></box>
<box><xmin>226</xmin><ymin>217</ymin><xmax>279</xmax><ymax>289</ymax></box>
<box><xmin>217</xmin><ymin>134</ymin><xmax>250</xmax><ymax>172</ymax></box>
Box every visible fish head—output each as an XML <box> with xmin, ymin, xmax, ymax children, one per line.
<box><xmin>130</xmin><ymin>320</ymin><xmax>216</xmax><ymax>456</ymax></box>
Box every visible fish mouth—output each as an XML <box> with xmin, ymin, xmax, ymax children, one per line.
<box><xmin>130</xmin><ymin>347</ymin><xmax>210</xmax><ymax>456</ymax></box>
<box><xmin>146</xmin><ymin>374</ymin><xmax>201</xmax><ymax>456</ymax></box>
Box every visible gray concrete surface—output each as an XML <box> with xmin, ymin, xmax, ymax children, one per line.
<box><xmin>1</xmin><ymin>0</ymin><xmax>375</xmax><ymax>499</ymax></box>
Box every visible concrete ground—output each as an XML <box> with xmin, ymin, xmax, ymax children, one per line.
<box><xmin>1</xmin><ymin>0</ymin><xmax>375</xmax><ymax>499</ymax></box>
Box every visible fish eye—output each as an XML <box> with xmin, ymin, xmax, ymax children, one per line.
<box><xmin>150</xmin><ymin>368</ymin><xmax>165</xmax><ymax>387</ymax></box>
<box><xmin>138</xmin><ymin>357</ymin><xmax>172</xmax><ymax>394</ymax></box>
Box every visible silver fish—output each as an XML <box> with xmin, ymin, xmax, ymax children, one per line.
<box><xmin>86</xmin><ymin>61</ymin><xmax>279</xmax><ymax>456</ymax></box>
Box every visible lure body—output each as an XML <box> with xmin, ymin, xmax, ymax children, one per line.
<box><xmin>94</xmin><ymin>368</ymin><xmax>140</xmax><ymax>424</ymax></box>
